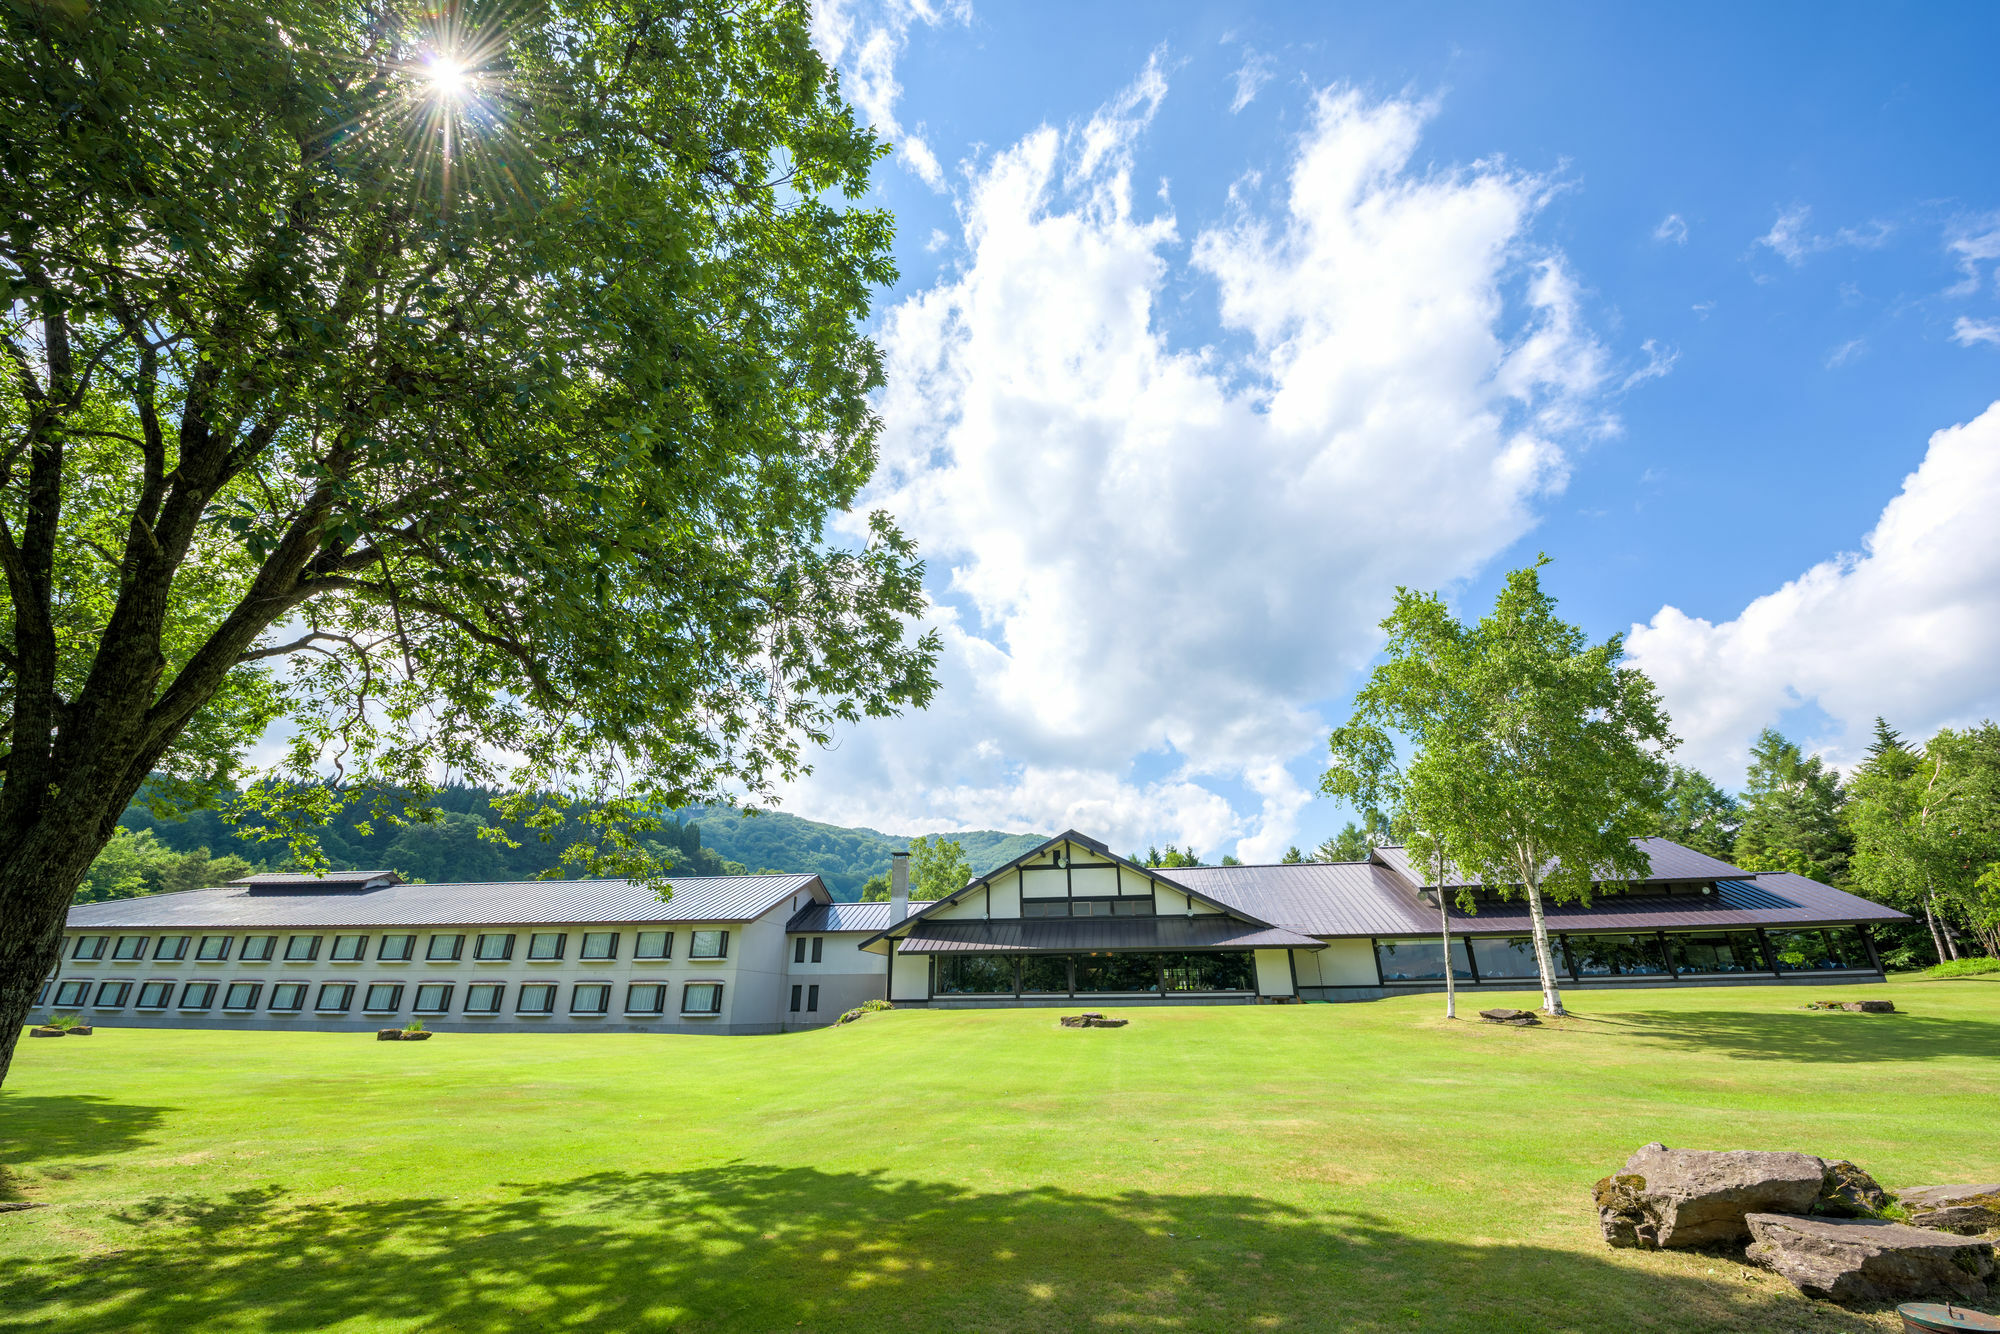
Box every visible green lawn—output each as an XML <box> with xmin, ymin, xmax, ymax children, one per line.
<box><xmin>4</xmin><ymin>979</ymin><xmax>1998</xmax><ymax>1333</ymax></box>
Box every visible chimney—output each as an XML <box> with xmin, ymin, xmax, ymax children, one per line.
<box><xmin>890</xmin><ymin>851</ymin><xmax>910</xmax><ymax>923</ymax></box>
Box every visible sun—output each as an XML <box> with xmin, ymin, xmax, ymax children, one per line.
<box><xmin>426</xmin><ymin>55</ymin><xmax>470</xmax><ymax>100</ymax></box>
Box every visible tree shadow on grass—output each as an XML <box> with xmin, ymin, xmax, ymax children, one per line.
<box><xmin>3</xmin><ymin>1164</ymin><xmax>1877</xmax><ymax>1334</ymax></box>
<box><xmin>0</xmin><ymin>1095</ymin><xmax>167</xmax><ymax>1165</ymax></box>
<box><xmin>1594</xmin><ymin>1007</ymin><xmax>2000</xmax><ymax>1063</ymax></box>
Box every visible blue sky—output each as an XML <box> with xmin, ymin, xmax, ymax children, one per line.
<box><xmin>786</xmin><ymin>1</ymin><xmax>2000</xmax><ymax>859</ymax></box>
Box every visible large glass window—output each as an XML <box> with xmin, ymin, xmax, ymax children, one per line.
<box><xmin>137</xmin><ymin>981</ymin><xmax>174</xmax><ymax>1008</ymax></box>
<box><xmin>414</xmin><ymin>984</ymin><xmax>453</xmax><ymax>1014</ymax></box>
<box><xmin>1822</xmin><ymin>926</ymin><xmax>1874</xmax><ymax>969</ymax></box>
<box><xmin>95</xmin><ymin>981</ymin><xmax>132</xmax><ymax>1007</ymax></box>
<box><xmin>516</xmin><ymin>983</ymin><xmax>557</xmax><ymax>1014</ymax></box>
<box><xmin>72</xmin><ymin>936</ymin><xmax>108</xmax><ymax>960</ymax></box>
<box><xmin>636</xmin><ymin>931</ymin><xmax>672</xmax><ymax>960</ymax></box>
<box><xmin>54</xmin><ymin>980</ymin><xmax>91</xmax><ymax>1006</ymax></box>
<box><xmin>465</xmin><ymin>983</ymin><xmax>505</xmax><ymax>1014</ymax></box>
<box><xmin>1162</xmin><ymin>952</ymin><xmax>1255</xmax><ymax>991</ymax></box>
<box><xmin>316</xmin><ymin>983</ymin><xmax>355</xmax><ymax>1012</ymax></box>
<box><xmin>681</xmin><ymin>982</ymin><xmax>724</xmax><ymax>1015</ymax></box>
<box><xmin>1374</xmin><ymin>938</ymin><xmax>1475</xmax><ymax>982</ymax></box>
<box><xmin>474</xmin><ymin>933</ymin><xmax>515</xmax><ymax>961</ymax></box>
<box><xmin>329</xmin><ymin>935</ymin><xmax>368</xmax><ymax>962</ymax></box>
<box><xmin>1073</xmin><ymin>953</ymin><xmax>1161</xmax><ymax>993</ymax></box>
<box><xmin>196</xmin><ymin>936</ymin><xmax>231</xmax><ymax>962</ymax></box>
<box><xmin>112</xmin><ymin>936</ymin><xmax>148</xmax><ymax>961</ymax></box>
<box><xmin>240</xmin><ymin>935</ymin><xmax>278</xmax><ymax>962</ymax></box>
<box><xmin>938</xmin><ymin>955</ymin><xmax>1016</xmax><ymax>994</ymax></box>
<box><xmin>527</xmin><ymin>932</ymin><xmax>566</xmax><ymax>960</ymax></box>
<box><xmin>223</xmin><ymin>981</ymin><xmax>263</xmax><ymax>1009</ymax></box>
<box><xmin>626</xmin><ymin>983</ymin><xmax>667</xmax><ymax>1015</ymax></box>
<box><xmin>426</xmin><ymin>934</ymin><xmax>465</xmax><ymax>962</ymax></box>
<box><xmin>179</xmin><ymin>981</ymin><xmax>218</xmax><ymax>1009</ymax></box>
<box><xmin>377</xmin><ymin>934</ymin><xmax>416</xmax><ymax>961</ymax></box>
<box><xmin>268</xmin><ymin>982</ymin><xmax>306</xmax><ymax>1012</ymax></box>
<box><xmin>363</xmin><ymin>983</ymin><xmax>404</xmax><ymax>1012</ymax></box>
<box><xmin>1469</xmin><ymin>936</ymin><xmax>1542</xmax><ymax>980</ymax></box>
<box><xmin>1019</xmin><ymin>956</ymin><xmax>1069</xmax><ymax>992</ymax></box>
<box><xmin>580</xmin><ymin>932</ymin><xmax>618</xmax><ymax>961</ymax></box>
<box><xmin>690</xmin><ymin>930</ymin><xmax>728</xmax><ymax>960</ymax></box>
<box><xmin>1768</xmin><ymin>928</ymin><xmax>1873</xmax><ymax>972</ymax></box>
<box><xmin>284</xmin><ymin>935</ymin><xmax>322</xmax><ymax>962</ymax></box>
<box><xmin>571</xmin><ymin>983</ymin><xmax>611</xmax><ymax>1014</ymax></box>
<box><xmin>154</xmin><ymin>936</ymin><xmax>191</xmax><ymax>962</ymax></box>
<box><xmin>1566</xmin><ymin>934</ymin><xmax>1671</xmax><ymax>977</ymax></box>
<box><xmin>1669</xmin><ymin>932</ymin><xmax>1769</xmax><ymax>975</ymax></box>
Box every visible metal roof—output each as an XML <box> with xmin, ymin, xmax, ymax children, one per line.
<box><xmin>1167</xmin><ymin>862</ymin><xmax>1436</xmax><ymax>937</ymax></box>
<box><xmin>64</xmin><ymin>873</ymin><xmax>826</xmax><ymax>930</ymax></box>
<box><xmin>893</xmin><ymin>916</ymin><xmax>1325</xmax><ymax>954</ymax></box>
<box><xmin>1433</xmin><ymin>875</ymin><xmax>1907</xmax><ymax>935</ymax></box>
<box><xmin>228</xmin><ymin>870</ymin><xmax>403</xmax><ymax>891</ymax></box>
<box><xmin>786</xmin><ymin>900</ymin><xmax>940</xmax><ymax>933</ymax></box>
<box><xmin>1373</xmin><ymin>837</ymin><xmax>1750</xmax><ymax>889</ymax></box>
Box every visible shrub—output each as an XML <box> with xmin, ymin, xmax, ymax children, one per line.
<box><xmin>48</xmin><ymin>1014</ymin><xmax>83</xmax><ymax>1031</ymax></box>
<box><xmin>836</xmin><ymin>1000</ymin><xmax>894</xmax><ymax>1026</ymax></box>
<box><xmin>1921</xmin><ymin>957</ymin><xmax>2000</xmax><ymax>979</ymax></box>
<box><xmin>403</xmin><ymin>1019</ymin><xmax>427</xmax><ymax>1033</ymax></box>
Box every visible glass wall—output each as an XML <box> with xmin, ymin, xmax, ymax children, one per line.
<box><xmin>1767</xmin><ymin>927</ymin><xmax>1874</xmax><ymax>971</ymax></box>
<box><xmin>1374</xmin><ymin>937</ymin><xmax>1474</xmax><ymax>982</ymax></box>
<box><xmin>1073</xmin><ymin>953</ymin><xmax>1162</xmax><ymax>993</ymax></box>
<box><xmin>1668</xmin><ymin>931</ymin><xmax>1769</xmax><ymax>974</ymax></box>
<box><xmin>1161</xmin><ymin>952</ymin><xmax>1255</xmax><ymax>992</ymax></box>
<box><xmin>1468</xmin><ymin>936</ymin><xmax>1541</xmax><ymax>979</ymax></box>
<box><xmin>1018</xmin><ymin>956</ymin><xmax>1069</xmax><ymax>992</ymax></box>
<box><xmin>933</xmin><ymin>951</ymin><xmax>1259</xmax><ymax>995</ymax></box>
<box><xmin>1566</xmin><ymin>934</ymin><xmax>1672</xmax><ymax>977</ymax></box>
<box><xmin>937</xmin><ymin>955</ymin><xmax>1017</xmax><ymax>994</ymax></box>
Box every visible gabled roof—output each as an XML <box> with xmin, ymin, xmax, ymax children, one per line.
<box><xmin>854</xmin><ymin>829</ymin><xmax>1273</xmax><ymax>950</ymax></box>
<box><xmin>787</xmin><ymin>900</ymin><xmax>940</xmax><ymax>933</ymax></box>
<box><xmin>1165</xmin><ymin>861</ymin><xmax>1435</xmax><ymax>937</ymax></box>
<box><xmin>1371</xmin><ymin>837</ymin><xmax>1750</xmax><ymax>889</ymax></box>
<box><xmin>65</xmin><ymin>873</ymin><xmax>828</xmax><ymax>930</ymax></box>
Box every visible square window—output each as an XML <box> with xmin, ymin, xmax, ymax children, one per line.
<box><xmin>794</xmin><ymin>938</ymin><xmax>806</xmax><ymax>964</ymax></box>
<box><xmin>790</xmin><ymin>983</ymin><xmax>802</xmax><ymax>1012</ymax></box>
<box><xmin>474</xmin><ymin>933</ymin><xmax>514</xmax><ymax>961</ymax></box>
<box><xmin>690</xmin><ymin>930</ymin><xmax>728</xmax><ymax>960</ymax></box>
<box><xmin>224</xmin><ymin>981</ymin><xmax>264</xmax><ymax>1009</ymax></box>
<box><xmin>180</xmin><ymin>981</ymin><xmax>218</xmax><ymax>1010</ymax></box>
<box><xmin>54</xmin><ymin>980</ymin><xmax>91</xmax><ymax>1006</ymax></box>
<box><xmin>112</xmin><ymin>936</ymin><xmax>148</xmax><ymax>961</ymax></box>
<box><xmin>681</xmin><ymin>982</ymin><xmax>723</xmax><ymax>1015</ymax></box>
<box><xmin>807</xmin><ymin>984</ymin><xmax>819</xmax><ymax>1013</ymax></box>
<box><xmin>196</xmin><ymin>936</ymin><xmax>231</xmax><ymax>962</ymax></box>
<box><xmin>377</xmin><ymin>934</ymin><xmax>416</xmax><ymax>961</ymax></box>
<box><xmin>571</xmin><ymin>983</ymin><xmax>611</xmax><ymax>1014</ymax></box>
<box><xmin>580</xmin><ymin>932</ymin><xmax>618</xmax><ymax>961</ymax></box>
<box><xmin>267</xmin><ymin>982</ymin><xmax>305</xmax><ymax>1012</ymax></box>
<box><xmin>137</xmin><ymin>981</ymin><xmax>175</xmax><ymax>1008</ymax></box>
<box><xmin>240</xmin><ymin>935</ymin><xmax>277</xmax><ymax>962</ymax></box>
<box><xmin>527</xmin><ymin>932</ymin><xmax>566</xmax><ymax>960</ymax></box>
<box><xmin>95</xmin><ymin>981</ymin><xmax>132</xmax><ymax>1007</ymax></box>
<box><xmin>464</xmin><ymin>982</ymin><xmax>505</xmax><ymax>1014</ymax></box>
<box><xmin>154</xmin><ymin>936</ymin><xmax>191</xmax><ymax>962</ymax></box>
<box><xmin>811</xmin><ymin>937</ymin><xmax>823</xmax><ymax>963</ymax></box>
<box><xmin>284</xmin><ymin>935</ymin><xmax>322</xmax><ymax>962</ymax></box>
<box><xmin>635</xmin><ymin>931</ymin><xmax>672</xmax><ymax>961</ymax></box>
<box><xmin>316</xmin><ymin>982</ymin><xmax>355</xmax><ymax>1012</ymax></box>
<box><xmin>414</xmin><ymin>983</ymin><xmax>453</xmax><ymax>1013</ymax></box>
<box><xmin>36</xmin><ymin>981</ymin><xmax>52</xmax><ymax>1006</ymax></box>
<box><xmin>426</xmin><ymin>934</ymin><xmax>465</xmax><ymax>962</ymax></box>
<box><xmin>364</xmin><ymin>983</ymin><xmax>405</xmax><ymax>1012</ymax></box>
<box><xmin>330</xmin><ymin>935</ymin><xmax>368</xmax><ymax>962</ymax></box>
<box><xmin>73</xmin><ymin>935</ymin><xmax>108</xmax><ymax>960</ymax></box>
<box><xmin>625</xmin><ymin>983</ymin><xmax>666</xmax><ymax>1015</ymax></box>
<box><xmin>516</xmin><ymin>983</ymin><xmax>557</xmax><ymax>1014</ymax></box>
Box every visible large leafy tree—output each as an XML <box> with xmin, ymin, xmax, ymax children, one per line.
<box><xmin>1733</xmin><ymin>730</ymin><xmax>1851</xmax><ymax>883</ymax></box>
<box><xmin>1850</xmin><ymin>723</ymin><xmax>2000</xmax><ymax>960</ymax></box>
<box><xmin>0</xmin><ymin>0</ymin><xmax>939</xmax><ymax>1083</ymax></box>
<box><xmin>1651</xmin><ymin>764</ymin><xmax>1741</xmax><ymax>860</ymax></box>
<box><xmin>1323</xmin><ymin>558</ymin><xmax>1675</xmax><ymax>1015</ymax></box>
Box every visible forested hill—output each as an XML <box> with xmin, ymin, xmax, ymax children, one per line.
<box><xmin>112</xmin><ymin>786</ymin><xmax>1045</xmax><ymax>902</ymax></box>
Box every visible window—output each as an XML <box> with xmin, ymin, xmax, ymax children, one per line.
<box><xmin>329</xmin><ymin>935</ymin><xmax>368</xmax><ymax>962</ymax></box>
<box><xmin>179</xmin><ymin>981</ymin><xmax>218</xmax><ymax>1010</ymax></box>
<box><xmin>807</xmin><ymin>984</ymin><xmax>819</xmax><ymax>1013</ymax></box>
<box><xmin>95</xmin><ymin>981</ymin><xmax>133</xmax><ymax>1007</ymax></box>
<box><xmin>1018</xmin><ymin>956</ymin><xmax>1069</xmax><ymax>993</ymax></box>
<box><xmin>516</xmin><ymin>983</ymin><xmax>557</xmax><ymax>1014</ymax></box>
<box><xmin>377</xmin><ymin>934</ymin><xmax>416</xmax><ymax>961</ymax></box>
<box><xmin>1768</xmin><ymin>929</ymin><xmax>1865</xmax><ymax>972</ymax></box>
<box><xmin>284</xmin><ymin>935</ymin><xmax>323</xmax><ymax>962</ymax></box>
<box><xmin>1022</xmin><ymin>900</ymin><xmax>1069</xmax><ymax>918</ymax></box>
<box><xmin>527</xmin><ymin>932</ymin><xmax>566</xmax><ymax>961</ymax></box>
<box><xmin>635</xmin><ymin>931</ymin><xmax>672</xmax><ymax>961</ymax></box>
<box><xmin>794</xmin><ymin>938</ymin><xmax>807</xmax><ymax>964</ymax></box>
<box><xmin>689</xmin><ymin>930</ymin><xmax>728</xmax><ymax>960</ymax></box>
<box><xmin>35</xmin><ymin>981</ymin><xmax>51</xmax><ymax>1006</ymax></box>
<box><xmin>811</xmin><ymin>937</ymin><xmax>823</xmax><ymax>963</ymax></box>
<box><xmin>1821</xmin><ymin>926</ymin><xmax>1875</xmax><ymax>969</ymax></box>
<box><xmin>465</xmin><ymin>983</ymin><xmax>505</xmax><ymax>1014</ymax></box>
<box><xmin>73</xmin><ymin>935</ymin><xmax>109</xmax><ymax>960</ymax></box>
<box><xmin>363</xmin><ymin>983</ymin><xmax>404</xmax><ymax>1012</ymax></box>
<box><xmin>414</xmin><ymin>983</ymin><xmax>453</xmax><ymax>1014</ymax></box>
<box><xmin>580</xmin><ymin>932</ymin><xmax>618</xmax><ymax>961</ymax></box>
<box><xmin>54</xmin><ymin>980</ymin><xmax>91</xmax><ymax>1006</ymax></box>
<box><xmin>316</xmin><ymin>983</ymin><xmax>355</xmax><ymax>1011</ymax></box>
<box><xmin>223</xmin><ymin>981</ymin><xmax>264</xmax><ymax>1009</ymax></box>
<box><xmin>626</xmin><ymin>983</ymin><xmax>667</xmax><ymax>1015</ymax></box>
<box><xmin>790</xmin><ymin>983</ymin><xmax>802</xmax><ymax>1012</ymax></box>
<box><xmin>267</xmin><ymin>982</ymin><xmax>305</xmax><ymax>1011</ymax></box>
<box><xmin>1068</xmin><ymin>898</ymin><xmax>1156</xmax><ymax>918</ymax></box>
<box><xmin>938</xmin><ymin>955</ymin><xmax>1016</xmax><ymax>994</ymax></box>
<box><xmin>1374</xmin><ymin>938</ymin><xmax>1475</xmax><ymax>983</ymax></box>
<box><xmin>1566</xmin><ymin>934</ymin><xmax>1671</xmax><ymax>977</ymax></box>
<box><xmin>154</xmin><ymin>936</ymin><xmax>191</xmax><ymax>962</ymax></box>
<box><xmin>681</xmin><ymin>982</ymin><xmax>724</xmax><ymax>1015</ymax></box>
<box><xmin>196</xmin><ymin>936</ymin><xmax>232</xmax><ymax>962</ymax></box>
<box><xmin>571</xmin><ymin>983</ymin><xmax>611</xmax><ymax>1014</ymax></box>
<box><xmin>1668</xmin><ymin>931</ymin><xmax>1768</xmax><ymax>975</ymax></box>
<box><xmin>137</xmin><ymin>981</ymin><xmax>175</xmax><ymax>1008</ymax></box>
<box><xmin>1469</xmin><ymin>936</ymin><xmax>1542</xmax><ymax>980</ymax></box>
<box><xmin>241</xmin><ymin>935</ymin><xmax>278</xmax><ymax>962</ymax></box>
<box><xmin>426</xmin><ymin>934</ymin><xmax>465</xmax><ymax>961</ymax></box>
<box><xmin>112</xmin><ymin>936</ymin><xmax>148</xmax><ymax>961</ymax></box>
<box><xmin>474</xmin><ymin>933</ymin><xmax>515</xmax><ymax>961</ymax></box>
<box><xmin>1073</xmin><ymin>953</ymin><xmax>1161</xmax><ymax>993</ymax></box>
<box><xmin>1161</xmin><ymin>952</ymin><xmax>1255</xmax><ymax>992</ymax></box>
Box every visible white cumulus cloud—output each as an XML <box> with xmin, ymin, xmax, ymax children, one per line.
<box><xmin>1954</xmin><ymin>316</ymin><xmax>2000</xmax><ymax>348</ymax></box>
<box><xmin>812</xmin><ymin>0</ymin><xmax>968</xmax><ymax>191</ymax></box>
<box><xmin>784</xmin><ymin>67</ymin><xmax>1628</xmax><ymax>858</ymax></box>
<box><xmin>1626</xmin><ymin>401</ymin><xmax>2000</xmax><ymax>780</ymax></box>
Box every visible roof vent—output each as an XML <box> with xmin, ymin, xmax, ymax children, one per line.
<box><xmin>230</xmin><ymin>870</ymin><xmax>403</xmax><ymax>895</ymax></box>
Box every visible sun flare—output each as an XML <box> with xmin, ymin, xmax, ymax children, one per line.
<box><xmin>426</xmin><ymin>56</ymin><xmax>469</xmax><ymax>99</ymax></box>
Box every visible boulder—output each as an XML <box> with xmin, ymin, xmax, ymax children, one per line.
<box><xmin>1899</xmin><ymin>1185</ymin><xmax>2000</xmax><ymax>1236</ymax></box>
<box><xmin>1479</xmin><ymin>1008</ymin><xmax>1541</xmax><ymax>1027</ymax></box>
<box><xmin>1059</xmin><ymin>1015</ymin><xmax>1128</xmax><ymax>1028</ymax></box>
<box><xmin>1744</xmin><ymin>1213</ymin><xmax>1995</xmax><ymax>1304</ymax></box>
<box><xmin>1594</xmin><ymin>1143</ymin><xmax>1826</xmax><ymax>1249</ymax></box>
<box><xmin>376</xmin><ymin>1028</ymin><xmax>404</xmax><ymax>1041</ymax></box>
<box><xmin>401</xmin><ymin>1030</ymin><xmax>433</xmax><ymax>1041</ymax></box>
<box><xmin>1843</xmin><ymin>1000</ymin><xmax>1896</xmax><ymax>1013</ymax></box>
<box><xmin>1817</xmin><ymin>1160</ymin><xmax>1891</xmax><ymax>1217</ymax></box>
<box><xmin>67</xmin><ymin>1025</ymin><xmax>92</xmax><ymax>1036</ymax></box>
<box><xmin>28</xmin><ymin>1026</ymin><xmax>64</xmax><ymax>1038</ymax></box>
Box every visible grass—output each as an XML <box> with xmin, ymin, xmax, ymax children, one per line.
<box><xmin>1919</xmin><ymin>956</ymin><xmax>2000</xmax><ymax>979</ymax></box>
<box><xmin>3</xmin><ymin>979</ymin><xmax>1998</xmax><ymax>1333</ymax></box>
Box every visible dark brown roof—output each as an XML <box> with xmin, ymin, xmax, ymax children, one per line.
<box><xmin>894</xmin><ymin>916</ymin><xmax>1324</xmax><ymax>954</ymax></box>
<box><xmin>1436</xmin><ymin>875</ymin><xmax>1906</xmax><ymax>934</ymax></box>
<box><xmin>1165</xmin><ymin>861</ymin><xmax>1434</xmax><ymax>936</ymax></box>
<box><xmin>1372</xmin><ymin>837</ymin><xmax>1749</xmax><ymax>889</ymax></box>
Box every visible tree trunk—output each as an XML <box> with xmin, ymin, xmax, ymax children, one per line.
<box><xmin>0</xmin><ymin>805</ymin><xmax>128</xmax><ymax>1083</ymax></box>
<box><xmin>1922</xmin><ymin>897</ymin><xmax>1949</xmax><ymax>964</ymax></box>
<box><xmin>1523</xmin><ymin>881</ymin><xmax>1566</xmax><ymax>1016</ymax></box>
<box><xmin>1436</xmin><ymin>849</ymin><xmax>1455</xmax><ymax>1020</ymax></box>
<box><xmin>1925</xmin><ymin>884</ymin><xmax>1959</xmax><ymax>960</ymax></box>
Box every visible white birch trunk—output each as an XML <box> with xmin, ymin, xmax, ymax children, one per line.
<box><xmin>1439</xmin><ymin>899</ymin><xmax>1457</xmax><ymax>1020</ymax></box>
<box><xmin>1524</xmin><ymin>880</ymin><xmax>1566</xmax><ymax>1015</ymax></box>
